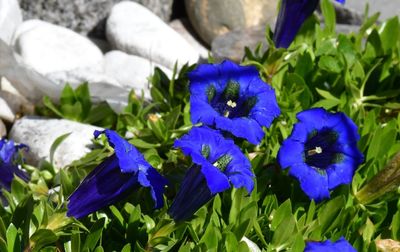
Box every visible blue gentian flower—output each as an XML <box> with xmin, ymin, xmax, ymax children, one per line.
<box><xmin>169</xmin><ymin>126</ymin><xmax>254</xmax><ymax>221</ymax></box>
<box><xmin>189</xmin><ymin>60</ymin><xmax>280</xmax><ymax>145</ymax></box>
<box><xmin>273</xmin><ymin>0</ymin><xmax>345</xmax><ymax>48</ymax></box>
<box><xmin>67</xmin><ymin>129</ymin><xmax>168</xmax><ymax>219</ymax></box>
<box><xmin>278</xmin><ymin>108</ymin><xmax>363</xmax><ymax>201</ymax></box>
<box><xmin>305</xmin><ymin>237</ymin><xmax>356</xmax><ymax>252</ymax></box>
<box><xmin>0</xmin><ymin>138</ymin><xmax>29</xmax><ymax>191</ymax></box>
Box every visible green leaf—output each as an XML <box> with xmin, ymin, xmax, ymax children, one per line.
<box><xmin>60</xmin><ymin>103</ymin><xmax>83</xmax><ymax>121</ymax></box>
<box><xmin>75</xmin><ymin>83</ymin><xmax>92</xmax><ymax>117</ymax></box>
<box><xmin>317</xmin><ymin>196</ymin><xmax>345</xmax><ymax>235</ymax></box>
<box><xmin>320</xmin><ymin>0</ymin><xmax>336</xmax><ymax>34</ymax></box>
<box><xmin>82</xmin><ymin>218</ymin><xmax>106</xmax><ymax>251</ymax></box>
<box><xmin>42</xmin><ymin>96</ymin><xmax>64</xmax><ymax>118</ymax></box>
<box><xmin>366</xmin><ymin>120</ymin><xmax>397</xmax><ymax>161</ymax></box>
<box><xmin>271</xmin><ymin>199</ymin><xmax>292</xmax><ymax>230</ymax></box>
<box><xmin>318</xmin><ymin>55</ymin><xmax>342</xmax><ymax>73</ymax></box>
<box><xmin>6</xmin><ymin>224</ymin><xmax>21</xmax><ymax>252</ymax></box>
<box><xmin>29</xmin><ymin>229</ymin><xmax>59</xmax><ymax>252</ymax></box>
<box><xmin>49</xmin><ymin>132</ymin><xmax>71</xmax><ymax>165</ymax></box>
<box><xmin>60</xmin><ymin>84</ymin><xmax>76</xmax><ymax>105</ymax></box>
<box><xmin>165</xmin><ymin>106</ymin><xmax>181</xmax><ymax>130</ymax></box>
<box><xmin>379</xmin><ymin>17</ymin><xmax>400</xmax><ymax>53</ymax></box>
<box><xmin>129</xmin><ymin>138</ymin><xmax>160</xmax><ymax>149</ymax></box>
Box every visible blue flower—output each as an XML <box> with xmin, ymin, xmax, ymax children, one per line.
<box><xmin>273</xmin><ymin>0</ymin><xmax>345</xmax><ymax>48</ymax></box>
<box><xmin>278</xmin><ymin>108</ymin><xmax>363</xmax><ymax>201</ymax></box>
<box><xmin>169</xmin><ymin>126</ymin><xmax>254</xmax><ymax>221</ymax></box>
<box><xmin>0</xmin><ymin>138</ymin><xmax>29</xmax><ymax>191</ymax></box>
<box><xmin>189</xmin><ymin>60</ymin><xmax>280</xmax><ymax>145</ymax></box>
<box><xmin>305</xmin><ymin>237</ymin><xmax>356</xmax><ymax>252</ymax></box>
<box><xmin>67</xmin><ymin>129</ymin><xmax>168</xmax><ymax>219</ymax></box>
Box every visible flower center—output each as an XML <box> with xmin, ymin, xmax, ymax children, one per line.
<box><xmin>201</xmin><ymin>144</ymin><xmax>232</xmax><ymax>171</ymax></box>
<box><xmin>207</xmin><ymin>81</ymin><xmax>257</xmax><ymax>119</ymax></box>
<box><xmin>304</xmin><ymin>128</ymin><xmax>342</xmax><ymax>170</ymax></box>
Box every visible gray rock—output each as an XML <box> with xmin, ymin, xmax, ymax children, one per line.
<box><xmin>0</xmin><ymin>0</ymin><xmax>22</xmax><ymax>45</ymax></box>
<box><xmin>10</xmin><ymin>116</ymin><xmax>103</xmax><ymax>168</ymax></box>
<box><xmin>13</xmin><ymin>20</ymin><xmax>104</xmax><ymax>75</ymax></box>
<box><xmin>335</xmin><ymin>24</ymin><xmax>360</xmax><ymax>34</ymax></box>
<box><xmin>104</xmin><ymin>50</ymin><xmax>172</xmax><ymax>99</ymax></box>
<box><xmin>18</xmin><ymin>0</ymin><xmax>174</xmax><ymax>35</ymax></box>
<box><xmin>211</xmin><ymin>26</ymin><xmax>267</xmax><ymax>63</ymax></box>
<box><xmin>185</xmin><ymin>0</ymin><xmax>278</xmax><ymax>45</ymax></box>
<box><xmin>344</xmin><ymin>0</ymin><xmax>400</xmax><ymax>21</ymax></box>
<box><xmin>212</xmin><ymin>23</ymin><xmax>361</xmax><ymax>63</ymax></box>
<box><xmin>332</xmin><ymin>2</ymin><xmax>363</xmax><ymax>25</ymax></box>
<box><xmin>169</xmin><ymin>18</ymin><xmax>209</xmax><ymax>60</ymax></box>
<box><xmin>106</xmin><ymin>1</ymin><xmax>199</xmax><ymax>69</ymax></box>
<box><xmin>0</xmin><ymin>119</ymin><xmax>6</xmax><ymax>137</ymax></box>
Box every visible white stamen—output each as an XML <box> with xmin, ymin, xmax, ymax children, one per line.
<box><xmin>227</xmin><ymin>100</ymin><xmax>237</xmax><ymax>108</ymax></box>
<box><xmin>308</xmin><ymin>146</ymin><xmax>323</xmax><ymax>156</ymax></box>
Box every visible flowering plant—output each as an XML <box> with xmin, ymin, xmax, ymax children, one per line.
<box><xmin>189</xmin><ymin>60</ymin><xmax>280</xmax><ymax>144</ymax></box>
<box><xmin>2</xmin><ymin>1</ymin><xmax>400</xmax><ymax>251</ymax></box>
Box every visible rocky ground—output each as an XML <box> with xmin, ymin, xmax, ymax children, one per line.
<box><xmin>0</xmin><ymin>0</ymin><xmax>399</xmax><ymax>168</ymax></box>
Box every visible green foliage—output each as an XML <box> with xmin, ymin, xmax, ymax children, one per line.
<box><xmin>4</xmin><ymin>8</ymin><xmax>400</xmax><ymax>252</ymax></box>
<box><xmin>37</xmin><ymin>83</ymin><xmax>117</xmax><ymax>128</ymax></box>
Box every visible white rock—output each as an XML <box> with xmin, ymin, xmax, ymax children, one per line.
<box><xmin>1</xmin><ymin>76</ymin><xmax>21</xmax><ymax>96</ymax></box>
<box><xmin>0</xmin><ymin>0</ymin><xmax>22</xmax><ymax>45</ymax></box>
<box><xmin>0</xmin><ymin>90</ymin><xmax>34</xmax><ymax>117</ymax></box>
<box><xmin>0</xmin><ymin>40</ymin><xmax>128</xmax><ymax>113</ymax></box>
<box><xmin>104</xmin><ymin>50</ymin><xmax>172</xmax><ymax>99</ymax></box>
<box><xmin>169</xmin><ymin>19</ymin><xmax>209</xmax><ymax>60</ymax></box>
<box><xmin>0</xmin><ymin>38</ymin><xmax>60</xmax><ymax>102</ymax></box>
<box><xmin>10</xmin><ymin>116</ymin><xmax>103</xmax><ymax>168</ymax></box>
<box><xmin>14</xmin><ymin>20</ymin><xmax>104</xmax><ymax>75</ymax></box>
<box><xmin>0</xmin><ymin>119</ymin><xmax>6</xmax><ymax>137</ymax></box>
<box><xmin>46</xmin><ymin>67</ymin><xmax>122</xmax><ymax>88</ymax></box>
<box><xmin>0</xmin><ymin>97</ymin><xmax>15</xmax><ymax>122</ymax></box>
<box><xmin>106</xmin><ymin>1</ymin><xmax>199</xmax><ymax>69</ymax></box>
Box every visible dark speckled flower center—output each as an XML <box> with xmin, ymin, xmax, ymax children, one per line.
<box><xmin>207</xmin><ymin>81</ymin><xmax>257</xmax><ymax>119</ymax></box>
<box><xmin>201</xmin><ymin>144</ymin><xmax>232</xmax><ymax>172</ymax></box>
<box><xmin>304</xmin><ymin>128</ymin><xmax>342</xmax><ymax>170</ymax></box>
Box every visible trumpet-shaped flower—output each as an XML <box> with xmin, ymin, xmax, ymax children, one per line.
<box><xmin>273</xmin><ymin>0</ymin><xmax>345</xmax><ymax>48</ymax></box>
<box><xmin>189</xmin><ymin>60</ymin><xmax>280</xmax><ymax>145</ymax></box>
<box><xmin>0</xmin><ymin>138</ymin><xmax>29</xmax><ymax>191</ymax></box>
<box><xmin>169</xmin><ymin>126</ymin><xmax>254</xmax><ymax>221</ymax></box>
<box><xmin>67</xmin><ymin>129</ymin><xmax>168</xmax><ymax>219</ymax></box>
<box><xmin>278</xmin><ymin>108</ymin><xmax>363</xmax><ymax>201</ymax></box>
<box><xmin>305</xmin><ymin>237</ymin><xmax>356</xmax><ymax>252</ymax></box>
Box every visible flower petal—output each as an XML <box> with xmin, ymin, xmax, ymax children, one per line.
<box><xmin>168</xmin><ymin>165</ymin><xmax>214</xmax><ymax>221</ymax></box>
<box><xmin>67</xmin><ymin>155</ymin><xmax>139</xmax><ymax>219</ymax></box>
<box><xmin>273</xmin><ymin>0</ymin><xmax>319</xmax><ymax>48</ymax></box>
<box><xmin>190</xmin><ymin>96</ymin><xmax>219</xmax><ymax>125</ymax></box>
<box><xmin>147</xmin><ymin>167</ymin><xmax>168</xmax><ymax>209</ymax></box>
<box><xmin>278</xmin><ymin>139</ymin><xmax>305</xmax><ymax>169</ymax></box>
<box><xmin>305</xmin><ymin>237</ymin><xmax>356</xmax><ymax>252</ymax></box>
<box><xmin>215</xmin><ymin>117</ymin><xmax>264</xmax><ymax>145</ymax></box>
<box><xmin>289</xmin><ymin>163</ymin><xmax>330</xmax><ymax>201</ymax></box>
<box><xmin>201</xmin><ymin>162</ymin><xmax>230</xmax><ymax>194</ymax></box>
<box><xmin>326</xmin><ymin>155</ymin><xmax>357</xmax><ymax>189</ymax></box>
<box><xmin>94</xmin><ymin>130</ymin><xmax>151</xmax><ymax>173</ymax></box>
